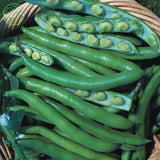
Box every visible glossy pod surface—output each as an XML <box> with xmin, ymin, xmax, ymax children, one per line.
<box><xmin>25</xmin><ymin>0</ymin><xmax>160</xmax><ymax>54</ymax></box>
<box><xmin>35</xmin><ymin>14</ymin><xmax>140</xmax><ymax>54</ymax></box>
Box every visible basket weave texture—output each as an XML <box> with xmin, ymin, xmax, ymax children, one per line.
<box><xmin>0</xmin><ymin>1</ymin><xmax>160</xmax><ymax>160</ymax></box>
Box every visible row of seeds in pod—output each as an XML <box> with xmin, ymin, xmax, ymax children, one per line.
<box><xmin>9</xmin><ymin>44</ymin><xmax>53</xmax><ymax>65</ymax></box>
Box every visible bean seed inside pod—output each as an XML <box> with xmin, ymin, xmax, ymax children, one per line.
<box><xmin>147</xmin><ymin>34</ymin><xmax>159</xmax><ymax>49</ymax></box>
<box><xmin>9</xmin><ymin>44</ymin><xmax>18</xmax><ymax>52</ymax></box>
<box><xmin>111</xmin><ymin>13</ymin><xmax>121</xmax><ymax>19</ymax></box>
<box><xmin>24</xmin><ymin>47</ymin><xmax>33</xmax><ymax>57</ymax></box>
<box><xmin>81</xmin><ymin>23</ymin><xmax>95</xmax><ymax>33</ymax></box>
<box><xmin>93</xmin><ymin>92</ymin><xmax>107</xmax><ymax>101</ymax></box>
<box><xmin>110</xmin><ymin>96</ymin><xmax>125</xmax><ymax>106</ymax></box>
<box><xmin>91</xmin><ymin>4</ymin><xmax>104</xmax><ymax>16</ymax></box>
<box><xmin>87</xmin><ymin>34</ymin><xmax>99</xmax><ymax>46</ymax></box>
<box><xmin>75</xmin><ymin>90</ymin><xmax>90</xmax><ymax>97</ymax></box>
<box><xmin>65</xmin><ymin>21</ymin><xmax>78</xmax><ymax>31</ymax></box>
<box><xmin>41</xmin><ymin>54</ymin><xmax>52</xmax><ymax>64</ymax></box>
<box><xmin>48</xmin><ymin>17</ymin><xmax>62</xmax><ymax>27</ymax></box>
<box><xmin>46</xmin><ymin>0</ymin><xmax>60</xmax><ymax>6</ymax></box>
<box><xmin>99</xmin><ymin>22</ymin><xmax>113</xmax><ymax>32</ymax></box>
<box><xmin>57</xmin><ymin>28</ymin><xmax>68</xmax><ymax>36</ymax></box>
<box><xmin>117</xmin><ymin>41</ymin><xmax>131</xmax><ymax>52</ymax></box>
<box><xmin>116</xmin><ymin>21</ymin><xmax>129</xmax><ymax>31</ymax></box>
<box><xmin>71</xmin><ymin>0</ymin><xmax>84</xmax><ymax>11</ymax></box>
<box><xmin>100</xmin><ymin>38</ymin><xmax>112</xmax><ymax>48</ymax></box>
<box><xmin>32</xmin><ymin>51</ymin><xmax>41</xmax><ymax>61</ymax></box>
<box><xmin>70</xmin><ymin>32</ymin><xmax>83</xmax><ymax>41</ymax></box>
<box><xmin>45</xmin><ymin>24</ymin><xmax>55</xmax><ymax>32</ymax></box>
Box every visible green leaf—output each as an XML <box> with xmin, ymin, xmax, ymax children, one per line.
<box><xmin>7</xmin><ymin>110</ymin><xmax>25</xmax><ymax>133</ymax></box>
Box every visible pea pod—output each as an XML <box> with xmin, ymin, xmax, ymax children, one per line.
<box><xmin>21</xmin><ymin>126</ymin><xmax>118</xmax><ymax>160</ymax></box>
<box><xmin>9</xmin><ymin>58</ymin><xmax>23</xmax><ymax>72</ymax></box>
<box><xmin>20</xmin><ymin>52</ymin><xmax>145</xmax><ymax>91</ymax></box>
<box><xmin>25</xmin><ymin>0</ymin><xmax>160</xmax><ymax>53</ymax></box>
<box><xmin>70</xmin><ymin>56</ymin><xmax>117</xmax><ymax>76</ymax></box>
<box><xmin>44</xmin><ymin>97</ymin><xmax>150</xmax><ymax>145</ymax></box>
<box><xmin>0</xmin><ymin>38</ymin><xmax>54</xmax><ymax>66</ymax></box>
<box><xmin>35</xmin><ymin>13</ymin><xmax>139</xmax><ymax>54</ymax></box>
<box><xmin>16</xmin><ymin>67</ymin><xmax>34</xmax><ymax>78</ymax></box>
<box><xmin>66</xmin><ymin>88</ymin><xmax>133</xmax><ymax>111</ymax></box>
<box><xmin>18</xmin><ymin>38</ymin><xmax>100</xmax><ymax>77</ymax></box>
<box><xmin>20</xmin><ymin>77</ymin><xmax>135</xmax><ymax>129</ymax></box>
<box><xmin>22</xmin><ymin>27</ymin><xmax>140</xmax><ymax>71</ymax></box>
<box><xmin>8</xmin><ymin>105</ymin><xmax>51</xmax><ymax>123</ymax></box>
<box><xmin>4</xmin><ymin>89</ymin><xmax>119</xmax><ymax>152</ymax></box>
<box><xmin>17</xmin><ymin>137</ymin><xmax>88</xmax><ymax>160</ymax></box>
<box><xmin>37</xmin><ymin>11</ymin><xmax>141</xmax><ymax>34</ymax></box>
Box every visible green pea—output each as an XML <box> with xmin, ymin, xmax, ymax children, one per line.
<box><xmin>57</xmin><ymin>28</ymin><xmax>68</xmax><ymax>36</ymax></box>
<box><xmin>87</xmin><ymin>35</ymin><xmax>99</xmax><ymax>46</ymax></box>
<box><xmin>24</xmin><ymin>47</ymin><xmax>33</xmax><ymax>57</ymax></box>
<box><xmin>116</xmin><ymin>21</ymin><xmax>129</xmax><ymax>31</ymax></box>
<box><xmin>110</xmin><ymin>96</ymin><xmax>125</xmax><ymax>106</ymax></box>
<box><xmin>41</xmin><ymin>54</ymin><xmax>52</xmax><ymax>64</ymax></box>
<box><xmin>117</xmin><ymin>42</ymin><xmax>131</xmax><ymax>52</ymax></box>
<box><xmin>111</xmin><ymin>13</ymin><xmax>121</xmax><ymax>19</ymax></box>
<box><xmin>46</xmin><ymin>0</ymin><xmax>60</xmax><ymax>6</ymax></box>
<box><xmin>70</xmin><ymin>1</ymin><xmax>84</xmax><ymax>11</ymax></box>
<box><xmin>48</xmin><ymin>17</ymin><xmax>62</xmax><ymax>27</ymax></box>
<box><xmin>100</xmin><ymin>38</ymin><xmax>112</xmax><ymax>48</ymax></box>
<box><xmin>91</xmin><ymin>4</ymin><xmax>104</xmax><ymax>16</ymax></box>
<box><xmin>32</xmin><ymin>51</ymin><xmax>41</xmax><ymax>61</ymax></box>
<box><xmin>81</xmin><ymin>23</ymin><xmax>95</xmax><ymax>33</ymax></box>
<box><xmin>147</xmin><ymin>34</ymin><xmax>159</xmax><ymax>49</ymax></box>
<box><xmin>70</xmin><ymin>32</ymin><xmax>83</xmax><ymax>41</ymax></box>
<box><xmin>75</xmin><ymin>90</ymin><xmax>90</xmax><ymax>98</ymax></box>
<box><xmin>45</xmin><ymin>24</ymin><xmax>55</xmax><ymax>32</ymax></box>
<box><xmin>93</xmin><ymin>92</ymin><xmax>107</xmax><ymax>101</ymax></box>
<box><xmin>98</xmin><ymin>22</ymin><xmax>113</xmax><ymax>32</ymax></box>
<box><xmin>9</xmin><ymin>44</ymin><xmax>18</xmax><ymax>52</ymax></box>
<box><xmin>64</xmin><ymin>21</ymin><xmax>78</xmax><ymax>31</ymax></box>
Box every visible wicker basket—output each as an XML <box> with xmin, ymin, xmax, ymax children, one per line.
<box><xmin>0</xmin><ymin>1</ymin><xmax>160</xmax><ymax>159</ymax></box>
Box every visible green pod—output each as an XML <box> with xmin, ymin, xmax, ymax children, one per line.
<box><xmin>4</xmin><ymin>89</ymin><xmax>119</xmax><ymax>152</ymax></box>
<box><xmin>70</xmin><ymin>56</ymin><xmax>117</xmax><ymax>76</ymax></box>
<box><xmin>66</xmin><ymin>88</ymin><xmax>133</xmax><ymax>111</ymax></box>
<box><xmin>22</xmin><ymin>27</ymin><xmax>141</xmax><ymax>71</ymax></box>
<box><xmin>36</xmin><ymin>11</ymin><xmax>141</xmax><ymax>34</ymax></box>
<box><xmin>34</xmin><ymin>15</ymin><xmax>140</xmax><ymax>54</ymax></box>
<box><xmin>9</xmin><ymin>58</ymin><xmax>23</xmax><ymax>72</ymax></box>
<box><xmin>44</xmin><ymin>97</ymin><xmax>150</xmax><ymax>146</ymax></box>
<box><xmin>17</xmin><ymin>138</ymin><xmax>87</xmax><ymax>160</ymax></box>
<box><xmin>8</xmin><ymin>105</ymin><xmax>50</xmax><ymax>123</ymax></box>
<box><xmin>20</xmin><ymin>52</ymin><xmax>145</xmax><ymax>91</ymax></box>
<box><xmin>20</xmin><ymin>77</ymin><xmax>135</xmax><ymax>129</ymax></box>
<box><xmin>16</xmin><ymin>67</ymin><xmax>34</xmax><ymax>78</ymax></box>
<box><xmin>110</xmin><ymin>47</ymin><xmax>160</xmax><ymax>60</ymax></box>
<box><xmin>20</xmin><ymin>43</ymin><xmax>54</xmax><ymax>66</ymax></box>
<box><xmin>19</xmin><ymin>38</ymin><xmax>100</xmax><ymax>77</ymax></box>
<box><xmin>25</xmin><ymin>0</ymin><xmax>160</xmax><ymax>53</ymax></box>
<box><xmin>21</xmin><ymin>126</ymin><xmax>118</xmax><ymax>160</ymax></box>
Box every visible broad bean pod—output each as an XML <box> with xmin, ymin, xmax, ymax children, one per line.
<box><xmin>22</xmin><ymin>27</ymin><xmax>141</xmax><ymax>71</ymax></box>
<box><xmin>20</xmin><ymin>77</ymin><xmax>134</xmax><ymax>129</ymax></box>
<box><xmin>35</xmin><ymin>13</ymin><xmax>139</xmax><ymax>54</ymax></box>
<box><xmin>21</xmin><ymin>126</ymin><xmax>118</xmax><ymax>160</ymax></box>
<box><xmin>21</xmin><ymin>52</ymin><xmax>145</xmax><ymax>91</ymax></box>
<box><xmin>4</xmin><ymin>89</ymin><xmax>119</xmax><ymax>152</ymax></box>
<box><xmin>17</xmin><ymin>137</ymin><xmax>89</xmax><ymax>160</ymax></box>
<box><xmin>19</xmin><ymin>38</ymin><xmax>100</xmax><ymax>77</ymax></box>
<box><xmin>66</xmin><ymin>88</ymin><xmax>132</xmax><ymax>111</ymax></box>
<box><xmin>38</xmin><ymin>10</ymin><xmax>141</xmax><ymax>34</ymax></box>
<box><xmin>44</xmin><ymin>97</ymin><xmax>150</xmax><ymax>145</ymax></box>
<box><xmin>25</xmin><ymin>0</ymin><xmax>160</xmax><ymax>53</ymax></box>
